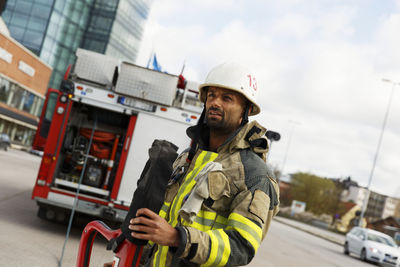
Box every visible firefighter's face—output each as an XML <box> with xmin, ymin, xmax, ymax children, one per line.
<box><xmin>205</xmin><ymin>86</ymin><xmax>247</xmax><ymax>134</ymax></box>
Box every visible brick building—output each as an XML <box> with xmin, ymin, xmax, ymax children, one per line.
<box><xmin>0</xmin><ymin>19</ymin><xmax>52</xmax><ymax>147</ymax></box>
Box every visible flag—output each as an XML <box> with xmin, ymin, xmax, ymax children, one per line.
<box><xmin>152</xmin><ymin>54</ymin><xmax>162</xmax><ymax>71</ymax></box>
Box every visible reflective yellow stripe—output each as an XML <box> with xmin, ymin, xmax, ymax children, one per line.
<box><xmin>227</xmin><ymin>213</ymin><xmax>262</xmax><ymax>253</ymax></box>
<box><xmin>213</xmin><ymin>215</ymin><xmax>228</xmax><ymax>229</ymax></box>
<box><xmin>182</xmin><ymin>210</ymin><xmax>218</xmax><ymax>231</ymax></box>
<box><xmin>152</xmin><ymin>150</ymin><xmax>218</xmax><ymax>266</ymax></box>
<box><xmin>201</xmin><ymin>231</ymin><xmax>219</xmax><ymax>266</ymax></box>
<box><xmin>199</xmin><ymin>210</ymin><xmax>217</xmax><ymax>220</ymax></box>
<box><xmin>169</xmin><ymin>151</ymin><xmax>208</xmax><ymax>226</ymax></box>
<box><xmin>153</xmin><ymin>245</ymin><xmax>168</xmax><ymax>267</ymax></box>
<box><xmin>219</xmin><ymin>230</ymin><xmax>231</xmax><ymax>266</ymax></box>
<box><xmin>159</xmin><ymin>202</ymin><xmax>170</xmax><ymax>219</ymax></box>
<box><xmin>201</xmin><ymin>229</ymin><xmax>230</xmax><ymax>267</ymax></box>
<box><xmin>191</xmin><ymin>220</ymin><xmax>212</xmax><ymax>231</ymax></box>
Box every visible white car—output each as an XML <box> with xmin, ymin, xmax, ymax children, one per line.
<box><xmin>344</xmin><ymin>226</ymin><xmax>400</xmax><ymax>266</ymax></box>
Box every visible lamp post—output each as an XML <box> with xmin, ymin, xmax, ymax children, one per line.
<box><xmin>266</xmin><ymin>130</ymin><xmax>281</xmax><ymax>161</ymax></box>
<box><xmin>281</xmin><ymin>120</ymin><xmax>301</xmax><ymax>178</ymax></box>
<box><xmin>359</xmin><ymin>78</ymin><xmax>399</xmax><ymax>226</ymax></box>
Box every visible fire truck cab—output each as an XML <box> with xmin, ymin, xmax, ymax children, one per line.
<box><xmin>32</xmin><ymin>49</ymin><xmax>201</xmax><ymax>224</ymax></box>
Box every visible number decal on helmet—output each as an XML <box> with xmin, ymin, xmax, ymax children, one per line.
<box><xmin>247</xmin><ymin>75</ymin><xmax>258</xmax><ymax>91</ymax></box>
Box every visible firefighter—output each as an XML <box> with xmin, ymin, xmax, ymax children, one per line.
<box><xmin>106</xmin><ymin>62</ymin><xmax>279</xmax><ymax>266</ymax></box>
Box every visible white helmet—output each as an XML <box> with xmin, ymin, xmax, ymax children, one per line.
<box><xmin>198</xmin><ymin>62</ymin><xmax>260</xmax><ymax>116</ymax></box>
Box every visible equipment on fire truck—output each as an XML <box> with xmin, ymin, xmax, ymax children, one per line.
<box><xmin>32</xmin><ymin>47</ymin><xmax>201</xmax><ymax>229</ymax></box>
<box><xmin>77</xmin><ymin>140</ymin><xmax>179</xmax><ymax>267</ymax></box>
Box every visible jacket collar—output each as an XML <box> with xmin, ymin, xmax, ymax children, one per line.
<box><xmin>186</xmin><ymin>120</ymin><xmax>268</xmax><ymax>158</ymax></box>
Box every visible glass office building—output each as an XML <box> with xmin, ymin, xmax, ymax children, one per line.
<box><xmin>3</xmin><ymin>0</ymin><xmax>150</xmax><ymax>88</ymax></box>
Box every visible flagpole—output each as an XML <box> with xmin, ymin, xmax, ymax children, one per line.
<box><xmin>146</xmin><ymin>49</ymin><xmax>153</xmax><ymax>68</ymax></box>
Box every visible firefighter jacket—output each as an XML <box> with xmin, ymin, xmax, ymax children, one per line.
<box><xmin>145</xmin><ymin>120</ymin><xmax>280</xmax><ymax>266</ymax></box>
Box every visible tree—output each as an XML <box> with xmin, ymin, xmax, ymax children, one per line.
<box><xmin>289</xmin><ymin>172</ymin><xmax>341</xmax><ymax>215</ymax></box>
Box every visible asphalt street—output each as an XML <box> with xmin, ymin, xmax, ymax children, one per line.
<box><xmin>0</xmin><ymin>149</ymin><xmax>374</xmax><ymax>266</ymax></box>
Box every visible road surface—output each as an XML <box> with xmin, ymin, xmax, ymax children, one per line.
<box><xmin>0</xmin><ymin>149</ymin><xmax>374</xmax><ymax>266</ymax></box>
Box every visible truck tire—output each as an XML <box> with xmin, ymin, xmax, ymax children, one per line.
<box><xmin>37</xmin><ymin>206</ymin><xmax>47</xmax><ymax>220</ymax></box>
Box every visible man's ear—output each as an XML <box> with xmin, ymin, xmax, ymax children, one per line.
<box><xmin>248</xmin><ymin>105</ymin><xmax>253</xmax><ymax>115</ymax></box>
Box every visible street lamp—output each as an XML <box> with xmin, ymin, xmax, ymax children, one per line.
<box><xmin>266</xmin><ymin>130</ymin><xmax>281</xmax><ymax>161</ymax></box>
<box><xmin>281</xmin><ymin>120</ymin><xmax>301</xmax><ymax>178</ymax></box>
<box><xmin>359</xmin><ymin>78</ymin><xmax>399</xmax><ymax>226</ymax></box>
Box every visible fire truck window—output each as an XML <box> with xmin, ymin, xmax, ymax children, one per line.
<box><xmin>45</xmin><ymin>92</ymin><xmax>58</xmax><ymax>121</ymax></box>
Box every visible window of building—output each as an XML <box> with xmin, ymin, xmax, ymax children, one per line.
<box><xmin>23</xmin><ymin>92</ymin><xmax>35</xmax><ymax>113</ymax></box>
<box><xmin>31</xmin><ymin>3</ymin><xmax>52</xmax><ymax>20</ymax></box>
<box><xmin>0</xmin><ymin>119</ymin><xmax>12</xmax><ymax>136</ymax></box>
<box><xmin>8</xmin><ymin>25</ymin><xmax>25</xmax><ymax>40</ymax></box>
<box><xmin>0</xmin><ymin>76</ymin><xmax>45</xmax><ymax>116</ymax></box>
<box><xmin>0</xmin><ymin>77</ymin><xmax>10</xmax><ymax>103</ymax></box>
<box><xmin>14</xmin><ymin>124</ymin><xmax>26</xmax><ymax>143</ymax></box>
<box><xmin>10</xmin><ymin>84</ymin><xmax>24</xmax><ymax>109</ymax></box>
<box><xmin>13</xmin><ymin>0</ymin><xmax>32</xmax><ymax>16</ymax></box>
<box><xmin>22</xmin><ymin>29</ymin><xmax>44</xmax><ymax>48</ymax></box>
<box><xmin>10</xmin><ymin>12</ymin><xmax>29</xmax><ymax>28</ymax></box>
<box><xmin>34</xmin><ymin>0</ymin><xmax>54</xmax><ymax>7</ymax></box>
<box><xmin>27</xmin><ymin>16</ymin><xmax>48</xmax><ymax>32</ymax></box>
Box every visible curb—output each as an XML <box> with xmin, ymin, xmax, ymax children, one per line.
<box><xmin>274</xmin><ymin>217</ymin><xmax>344</xmax><ymax>246</ymax></box>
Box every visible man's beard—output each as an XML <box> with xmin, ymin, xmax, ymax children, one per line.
<box><xmin>205</xmin><ymin>107</ymin><xmax>234</xmax><ymax>135</ymax></box>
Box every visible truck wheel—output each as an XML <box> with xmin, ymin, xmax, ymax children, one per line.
<box><xmin>56</xmin><ymin>210</ymin><xmax>67</xmax><ymax>223</ymax></box>
<box><xmin>37</xmin><ymin>206</ymin><xmax>47</xmax><ymax>220</ymax></box>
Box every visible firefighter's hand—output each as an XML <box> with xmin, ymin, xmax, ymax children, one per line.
<box><xmin>129</xmin><ymin>208</ymin><xmax>180</xmax><ymax>247</ymax></box>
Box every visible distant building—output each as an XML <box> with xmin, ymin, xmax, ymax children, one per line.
<box><xmin>2</xmin><ymin>0</ymin><xmax>151</xmax><ymax>89</ymax></box>
<box><xmin>0</xmin><ymin>19</ymin><xmax>52</xmax><ymax>147</ymax></box>
<box><xmin>278</xmin><ymin>180</ymin><xmax>292</xmax><ymax>206</ymax></box>
<box><xmin>396</xmin><ymin>201</ymin><xmax>400</xmax><ymax>218</ymax></box>
<box><xmin>365</xmin><ymin>191</ymin><xmax>387</xmax><ymax>222</ymax></box>
<box><xmin>382</xmin><ymin>197</ymin><xmax>400</xmax><ymax>219</ymax></box>
<box><xmin>341</xmin><ymin>185</ymin><xmax>368</xmax><ymax>208</ymax></box>
<box><xmin>369</xmin><ymin>216</ymin><xmax>400</xmax><ymax>244</ymax></box>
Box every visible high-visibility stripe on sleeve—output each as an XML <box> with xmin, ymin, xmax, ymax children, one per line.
<box><xmin>201</xmin><ymin>229</ymin><xmax>231</xmax><ymax>267</ymax></box>
<box><xmin>182</xmin><ymin>210</ymin><xmax>217</xmax><ymax>231</ymax></box>
<box><xmin>212</xmin><ymin>215</ymin><xmax>228</xmax><ymax>229</ymax></box>
<box><xmin>159</xmin><ymin>202</ymin><xmax>170</xmax><ymax>219</ymax></box>
<box><xmin>201</xmin><ymin>230</ymin><xmax>219</xmax><ymax>266</ymax></box>
<box><xmin>226</xmin><ymin>212</ymin><xmax>262</xmax><ymax>253</ymax></box>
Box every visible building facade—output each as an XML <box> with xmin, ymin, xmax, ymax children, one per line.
<box><xmin>2</xmin><ymin>0</ymin><xmax>150</xmax><ymax>89</ymax></box>
<box><xmin>365</xmin><ymin>191</ymin><xmax>387</xmax><ymax>222</ymax></box>
<box><xmin>341</xmin><ymin>185</ymin><xmax>369</xmax><ymax>208</ymax></box>
<box><xmin>0</xmin><ymin>23</ymin><xmax>52</xmax><ymax>147</ymax></box>
<box><xmin>382</xmin><ymin>197</ymin><xmax>400</xmax><ymax>219</ymax></box>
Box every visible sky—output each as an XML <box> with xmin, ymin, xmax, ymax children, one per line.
<box><xmin>135</xmin><ymin>0</ymin><xmax>400</xmax><ymax>198</ymax></box>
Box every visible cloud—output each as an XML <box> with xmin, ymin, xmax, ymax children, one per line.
<box><xmin>137</xmin><ymin>0</ymin><xmax>400</xmax><ymax>197</ymax></box>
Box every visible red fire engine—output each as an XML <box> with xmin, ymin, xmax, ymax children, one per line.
<box><xmin>31</xmin><ymin>48</ymin><xmax>201</xmax><ymax>224</ymax></box>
